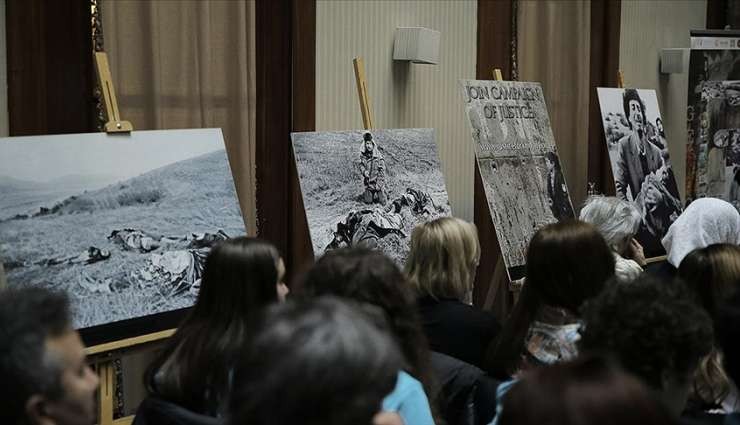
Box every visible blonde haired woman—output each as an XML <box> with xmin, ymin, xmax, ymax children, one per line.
<box><xmin>406</xmin><ymin>217</ymin><xmax>500</xmax><ymax>368</ymax></box>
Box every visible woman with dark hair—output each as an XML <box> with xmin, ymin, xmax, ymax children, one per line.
<box><xmin>141</xmin><ymin>237</ymin><xmax>287</xmax><ymax>417</ymax></box>
<box><xmin>679</xmin><ymin>244</ymin><xmax>740</xmax><ymax>412</ymax></box>
<box><xmin>498</xmin><ymin>357</ymin><xmax>677</xmax><ymax>425</ymax></box>
<box><xmin>300</xmin><ymin>248</ymin><xmax>437</xmax><ymax>425</ymax></box>
<box><xmin>485</xmin><ymin>220</ymin><xmax>615</xmax><ymax>379</ymax></box>
<box><xmin>228</xmin><ymin>297</ymin><xmax>404</xmax><ymax>425</ymax></box>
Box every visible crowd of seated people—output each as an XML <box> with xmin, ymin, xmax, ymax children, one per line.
<box><xmin>4</xmin><ymin>196</ymin><xmax>740</xmax><ymax>425</ymax></box>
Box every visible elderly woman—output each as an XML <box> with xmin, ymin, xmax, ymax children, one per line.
<box><xmin>579</xmin><ymin>196</ymin><xmax>645</xmax><ymax>282</ymax></box>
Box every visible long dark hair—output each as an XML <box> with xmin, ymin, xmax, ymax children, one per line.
<box><xmin>299</xmin><ymin>248</ymin><xmax>438</xmax><ymax>408</ymax></box>
<box><xmin>485</xmin><ymin>220</ymin><xmax>615</xmax><ymax>378</ymax></box>
<box><xmin>146</xmin><ymin>237</ymin><xmax>281</xmax><ymax>414</ymax></box>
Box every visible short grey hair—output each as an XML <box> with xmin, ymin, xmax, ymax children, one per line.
<box><xmin>579</xmin><ymin>195</ymin><xmax>641</xmax><ymax>251</ymax></box>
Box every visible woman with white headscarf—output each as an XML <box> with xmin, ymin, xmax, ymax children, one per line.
<box><xmin>654</xmin><ymin>198</ymin><xmax>740</xmax><ymax>278</ymax></box>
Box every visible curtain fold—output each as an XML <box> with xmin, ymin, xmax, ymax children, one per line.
<box><xmin>102</xmin><ymin>0</ymin><xmax>257</xmax><ymax>233</ymax></box>
<box><xmin>517</xmin><ymin>0</ymin><xmax>591</xmax><ymax>209</ymax></box>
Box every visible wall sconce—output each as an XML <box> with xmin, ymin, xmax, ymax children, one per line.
<box><xmin>393</xmin><ymin>27</ymin><xmax>440</xmax><ymax>65</ymax></box>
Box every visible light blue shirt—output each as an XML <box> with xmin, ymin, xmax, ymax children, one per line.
<box><xmin>382</xmin><ymin>371</ymin><xmax>435</xmax><ymax>425</ymax></box>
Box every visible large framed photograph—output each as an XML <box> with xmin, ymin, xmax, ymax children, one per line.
<box><xmin>686</xmin><ymin>30</ymin><xmax>740</xmax><ymax>210</ymax></box>
<box><xmin>460</xmin><ymin>80</ymin><xmax>574</xmax><ymax>281</ymax></box>
<box><xmin>291</xmin><ymin>128</ymin><xmax>450</xmax><ymax>266</ymax></box>
<box><xmin>597</xmin><ymin>88</ymin><xmax>682</xmax><ymax>257</ymax></box>
<box><xmin>0</xmin><ymin>129</ymin><xmax>245</xmax><ymax>345</ymax></box>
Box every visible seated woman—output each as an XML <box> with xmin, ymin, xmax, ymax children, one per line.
<box><xmin>579</xmin><ymin>195</ymin><xmax>645</xmax><ymax>282</ymax></box>
<box><xmin>299</xmin><ymin>248</ymin><xmax>437</xmax><ymax>425</ymax></box>
<box><xmin>405</xmin><ymin>217</ymin><xmax>500</xmax><ymax>369</ymax></box>
<box><xmin>679</xmin><ymin>244</ymin><xmax>740</xmax><ymax>412</ymax></box>
<box><xmin>485</xmin><ymin>220</ymin><xmax>615</xmax><ymax>379</ymax></box>
<box><xmin>228</xmin><ymin>297</ymin><xmax>404</xmax><ymax>425</ymax></box>
<box><xmin>656</xmin><ymin>197</ymin><xmax>740</xmax><ymax>278</ymax></box>
<box><xmin>139</xmin><ymin>237</ymin><xmax>287</xmax><ymax>417</ymax></box>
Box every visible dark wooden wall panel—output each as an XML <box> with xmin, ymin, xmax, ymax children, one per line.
<box><xmin>587</xmin><ymin>0</ymin><xmax>621</xmax><ymax>196</ymax></box>
<box><xmin>256</xmin><ymin>0</ymin><xmax>316</xmax><ymax>284</ymax></box>
<box><xmin>474</xmin><ymin>0</ymin><xmax>514</xmax><ymax>315</ymax></box>
<box><xmin>7</xmin><ymin>0</ymin><xmax>94</xmax><ymax>136</ymax></box>
<box><xmin>289</xmin><ymin>0</ymin><xmax>316</xmax><ymax>286</ymax></box>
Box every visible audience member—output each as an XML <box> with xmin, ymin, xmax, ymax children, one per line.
<box><xmin>717</xmin><ymin>291</ymin><xmax>740</xmax><ymax>424</ymax></box>
<box><xmin>0</xmin><ymin>287</ymin><xmax>99</xmax><ymax>425</ymax></box>
<box><xmin>679</xmin><ymin>244</ymin><xmax>740</xmax><ymax>412</ymax></box>
<box><xmin>579</xmin><ymin>275</ymin><xmax>714</xmax><ymax>417</ymax></box>
<box><xmin>142</xmin><ymin>237</ymin><xmax>286</xmax><ymax>417</ymax></box>
<box><xmin>679</xmin><ymin>244</ymin><xmax>740</xmax><ymax>319</ymax></box>
<box><xmin>498</xmin><ymin>356</ymin><xmax>677</xmax><ymax>425</ymax></box>
<box><xmin>579</xmin><ymin>195</ymin><xmax>645</xmax><ymax>282</ymax></box>
<box><xmin>405</xmin><ymin>217</ymin><xmax>500</xmax><ymax>368</ymax></box>
<box><xmin>228</xmin><ymin>297</ymin><xmax>404</xmax><ymax>425</ymax></box>
<box><xmin>656</xmin><ymin>198</ymin><xmax>740</xmax><ymax>278</ymax></box>
<box><xmin>485</xmin><ymin>220</ymin><xmax>615</xmax><ymax>378</ymax></box>
<box><xmin>300</xmin><ymin>248</ymin><xmax>437</xmax><ymax>425</ymax></box>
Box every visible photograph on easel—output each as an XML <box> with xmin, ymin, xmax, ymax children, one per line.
<box><xmin>597</xmin><ymin>88</ymin><xmax>682</xmax><ymax>258</ymax></box>
<box><xmin>686</xmin><ymin>32</ymin><xmax>740</xmax><ymax>209</ymax></box>
<box><xmin>0</xmin><ymin>129</ymin><xmax>245</xmax><ymax>331</ymax></box>
<box><xmin>292</xmin><ymin>128</ymin><xmax>450</xmax><ymax>265</ymax></box>
<box><xmin>460</xmin><ymin>79</ymin><xmax>574</xmax><ymax>281</ymax></box>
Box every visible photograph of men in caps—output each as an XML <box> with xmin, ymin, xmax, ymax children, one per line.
<box><xmin>598</xmin><ymin>87</ymin><xmax>682</xmax><ymax>256</ymax></box>
<box><xmin>359</xmin><ymin>132</ymin><xmax>387</xmax><ymax>205</ymax></box>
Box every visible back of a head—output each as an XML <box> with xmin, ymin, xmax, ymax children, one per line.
<box><xmin>228</xmin><ymin>297</ymin><xmax>403</xmax><ymax>425</ymax></box>
<box><xmin>299</xmin><ymin>248</ymin><xmax>434</xmax><ymax>400</ymax></box>
<box><xmin>0</xmin><ymin>287</ymin><xmax>71</xmax><ymax>425</ymax></box>
<box><xmin>300</xmin><ymin>248</ymin><xmax>417</xmax><ymax>340</ymax></box>
<box><xmin>678</xmin><ymin>243</ymin><xmax>740</xmax><ymax>318</ymax></box>
<box><xmin>193</xmin><ymin>237</ymin><xmax>280</xmax><ymax>321</ymax></box>
<box><xmin>717</xmin><ymin>291</ymin><xmax>740</xmax><ymax>390</ymax></box>
<box><xmin>579</xmin><ymin>195</ymin><xmax>641</xmax><ymax>252</ymax></box>
<box><xmin>579</xmin><ymin>275</ymin><xmax>713</xmax><ymax>413</ymax></box>
<box><xmin>663</xmin><ymin>197</ymin><xmax>740</xmax><ymax>267</ymax></box>
<box><xmin>526</xmin><ymin>220</ymin><xmax>615</xmax><ymax>312</ymax></box>
<box><xmin>485</xmin><ymin>220</ymin><xmax>614</xmax><ymax>377</ymax></box>
<box><xmin>499</xmin><ymin>356</ymin><xmax>677</xmax><ymax>425</ymax></box>
<box><xmin>146</xmin><ymin>237</ymin><xmax>281</xmax><ymax>412</ymax></box>
<box><xmin>405</xmin><ymin>217</ymin><xmax>480</xmax><ymax>301</ymax></box>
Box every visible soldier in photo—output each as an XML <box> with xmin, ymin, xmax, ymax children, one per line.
<box><xmin>358</xmin><ymin>132</ymin><xmax>387</xmax><ymax>205</ymax></box>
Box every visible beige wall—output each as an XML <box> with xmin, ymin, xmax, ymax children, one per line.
<box><xmin>316</xmin><ymin>0</ymin><xmax>477</xmax><ymax>220</ymax></box>
<box><xmin>619</xmin><ymin>1</ymin><xmax>706</xmax><ymax>201</ymax></box>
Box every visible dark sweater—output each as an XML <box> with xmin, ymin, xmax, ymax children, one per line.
<box><xmin>417</xmin><ymin>296</ymin><xmax>501</xmax><ymax>369</ymax></box>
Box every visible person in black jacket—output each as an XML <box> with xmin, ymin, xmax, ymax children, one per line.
<box><xmin>405</xmin><ymin>217</ymin><xmax>501</xmax><ymax>369</ymax></box>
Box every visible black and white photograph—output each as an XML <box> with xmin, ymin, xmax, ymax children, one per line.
<box><xmin>686</xmin><ymin>33</ymin><xmax>740</xmax><ymax>210</ymax></box>
<box><xmin>291</xmin><ymin>128</ymin><xmax>450</xmax><ymax>265</ymax></box>
<box><xmin>461</xmin><ymin>80</ymin><xmax>574</xmax><ymax>280</ymax></box>
<box><xmin>0</xmin><ymin>129</ymin><xmax>245</xmax><ymax>330</ymax></box>
<box><xmin>597</xmin><ymin>88</ymin><xmax>682</xmax><ymax>257</ymax></box>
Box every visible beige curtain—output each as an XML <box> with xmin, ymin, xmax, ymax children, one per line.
<box><xmin>518</xmin><ymin>1</ymin><xmax>591</xmax><ymax>209</ymax></box>
<box><xmin>102</xmin><ymin>0</ymin><xmax>257</xmax><ymax>233</ymax></box>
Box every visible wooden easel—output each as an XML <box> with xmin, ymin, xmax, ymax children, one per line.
<box><xmin>353</xmin><ymin>57</ymin><xmax>374</xmax><ymax>129</ymax></box>
<box><xmin>88</xmin><ymin>52</ymin><xmax>174</xmax><ymax>425</ymax></box>
<box><xmin>615</xmin><ymin>69</ymin><xmax>667</xmax><ymax>265</ymax></box>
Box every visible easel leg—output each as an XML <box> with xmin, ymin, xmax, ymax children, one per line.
<box><xmin>98</xmin><ymin>360</ymin><xmax>115</xmax><ymax>425</ymax></box>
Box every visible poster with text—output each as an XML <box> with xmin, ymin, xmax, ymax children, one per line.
<box><xmin>0</xmin><ymin>129</ymin><xmax>245</xmax><ymax>343</ymax></box>
<box><xmin>686</xmin><ymin>31</ymin><xmax>740</xmax><ymax>211</ymax></box>
<box><xmin>597</xmin><ymin>88</ymin><xmax>682</xmax><ymax>257</ymax></box>
<box><xmin>292</xmin><ymin>129</ymin><xmax>450</xmax><ymax>266</ymax></box>
<box><xmin>460</xmin><ymin>80</ymin><xmax>574</xmax><ymax>280</ymax></box>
